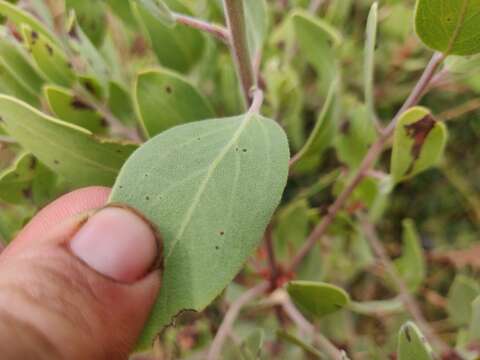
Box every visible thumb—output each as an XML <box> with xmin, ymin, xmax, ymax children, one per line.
<box><xmin>0</xmin><ymin>191</ymin><xmax>161</xmax><ymax>360</ymax></box>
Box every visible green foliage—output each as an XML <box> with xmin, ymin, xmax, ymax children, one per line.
<box><xmin>134</xmin><ymin>69</ymin><xmax>214</xmax><ymax>137</ymax></box>
<box><xmin>447</xmin><ymin>275</ymin><xmax>480</xmax><ymax>327</ymax></box>
<box><xmin>397</xmin><ymin>322</ymin><xmax>433</xmax><ymax>360</ymax></box>
<box><xmin>287</xmin><ymin>281</ymin><xmax>350</xmax><ymax>318</ymax></box>
<box><xmin>415</xmin><ymin>0</ymin><xmax>480</xmax><ymax>56</ymax></box>
<box><xmin>0</xmin><ymin>0</ymin><xmax>479</xmax><ymax>357</ymax></box>
<box><xmin>110</xmin><ymin>113</ymin><xmax>289</xmax><ymax>349</ymax></box>
<box><xmin>0</xmin><ymin>95</ymin><xmax>136</xmax><ymax>187</ymax></box>
<box><xmin>394</xmin><ymin>219</ymin><xmax>426</xmax><ymax>292</ymax></box>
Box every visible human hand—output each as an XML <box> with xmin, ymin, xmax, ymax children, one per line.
<box><xmin>0</xmin><ymin>187</ymin><xmax>161</xmax><ymax>360</ymax></box>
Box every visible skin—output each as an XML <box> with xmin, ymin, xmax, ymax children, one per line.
<box><xmin>0</xmin><ymin>187</ymin><xmax>160</xmax><ymax>360</ymax></box>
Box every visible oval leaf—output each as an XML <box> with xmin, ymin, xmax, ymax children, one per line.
<box><xmin>0</xmin><ymin>0</ymin><xmax>57</xmax><ymax>44</ymax></box>
<box><xmin>397</xmin><ymin>322</ymin><xmax>433</xmax><ymax>360</ymax></box>
<box><xmin>364</xmin><ymin>2</ymin><xmax>378</xmax><ymax>122</ymax></box>
<box><xmin>65</xmin><ymin>0</ymin><xmax>106</xmax><ymax>45</ymax></box>
<box><xmin>287</xmin><ymin>281</ymin><xmax>350</xmax><ymax>318</ymax></box>
<box><xmin>44</xmin><ymin>85</ymin><xmax>107</xmax><ymax>134</ymax></box>
<box><xmin>415</xmin><ymin>0</ymin><xmax>480</xmax><ymax>56</ymax></box>
<box><xmin>21</xmin><ymin>24</ymin><xmax>75</xmax><ymax>87</ymax></box>
<box><xmin>136</xmin><ymin>0</ymin><xmax>174</xmax><ymax>26</ymax></box>
<box><xmin>391</xmin><ymin>107</ymin><xmax>447</xmax><ymax>183</ymax></box>
<box><xmin>0</xmin><ymin>95</ymin><xmax>137</xmax><ymax>187</ymax></box>
<box><xmin>130</xmin><ymin>0</ymin><xmax>205</xmax><ymax>72</ymax></box>
<box><xmin>110</xmin><ymin>113</ymin><xmax>289</xmax><ymax>349</ymax></box>
<box><xmin>135</xmin><ymin>69</ymin><xmax>214</xmax><ymax>137</ymax></box>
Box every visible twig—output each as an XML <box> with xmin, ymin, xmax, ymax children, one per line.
<box><xmin>173</xmin><ymin>13</ymin><xmax>230</xmax><ymax>44</ymax></box>
<box><xmin>207</xmin><ymin>282</ymin><xmax>269</xmax><ymax>360</ymax></box>
<box><xmin>248</xmin><ymin>88</ymin><xmax>264</xmax><ymax>114</ymax></box>
<box><xmin>282</xmin><ymin>296</ymin><xmax>345</xmax><ymax>360</ymax></box>
<box><xmin>264</xmin><ymin>224</ymin><xmax>279</xmax><ymax>290</ymax></box>
<box><xmin>223</xmin><ymin>0</ymin><xmax>256</xmax><ymax>107</ymax></box>
<box><xmin>288</xmin><ymin>52</ymin><xmax>445</xmax><ymax>272</ymax></box>
<box><xmin>437</xmin><ymin>98</ymin><xmax>480</xmax><ymax>122</ymax></box>
<box><xmin>308</xmin><ymin>0</ymin><xmax>326</xmax><ymax>13</ymax></box>
<box><xmin>360</xmin><ymin>217</ymin><xmax>450</xmax><ymax>355</ymax></box>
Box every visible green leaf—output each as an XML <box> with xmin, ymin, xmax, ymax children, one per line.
<box><xmin>0</xmin><ymin>0</ymin><xmax>57</xmax><ymax>44</ymax></box>
<box><xmin>65</xmin><ymin>13</ymin><xmax>110</xmax><ymax>89</ymax></box>
<box><xmin>0</xmin><ymin>95</ymin><xmax>137</xmax><ymax>187</ymax></box>
<box><xmin>291</xmin><ymin>10</ymin><xmax>341</xmax><ymax>93</ymax></box>
<box><xmin>65</xmin><ymin>0</ymin><xmax>106</xmax><ymax>45</ymax></box>
<box><xmin>0</xmin><ymin>32</ymin><xmax>44</xmax><ymax>96</ymax></box>
<box><xmin>0</xmin><ymin>61</ymin><xmax>39</xmax><ymax>105</ymax></box>
<box><xmin>110</xmin><ymin>113</ymin><xmax>289</xmax><ymax>350</ymax></box>
<box><xmin>415</xmin><ymin>0</ymin><xmax>480</xmax><ymax>56</ymax></box>
<box><xmin>44</xmin><ymin>85</ymin><xmax>107</xmax><ymax>134</ymax></box>
<box><xmin>397</xmin><ymin>322</ymin><xmax>433</xmax><ymax>360</ymax></box>
<box><xmin>277</xmin><ymin>330</ymin><xmax>323</xmax><ymax>359</ymax></box>
<box><xmin>447</xmin><ymin>275</ymin><xmax>480</xmax><ymax>327</ymax></box>
<box><xmin>364</xmin><ymin>2</ymin><xmax>378</xmax><ymax>122</ymax></box>
<box><xmin>130</xmin><ymin>0</ymin><xmax>205</xmax><ymax>72</ymax></box>
<box><xmin>108</xmin><ymin>81</ymin><xmax>136</xmax><ymax>126</ymax></box>
<box><xmin>21</xmin><ymin>24</ymin><xmax>75</xmax><ymax>87</ymax></box>
<box><xmin>391</xmin><ymin>107</ymin><xmax>448</xmax><ymax>183</ymax></box>
<box><xmin>287</xmin><ymin>281</ymin><xmax>350</xmax><ymax>319</ymax></box>
<box><xmin>136</xmin><ymin>0</ymin><xmax>174</xmax><ymax>26</ymax></box>
<box><xmin>291</xmin><ymin>80</ymin><xmax>337</xmax><ymax>169</ymax></box>
<box><xmin>468</xmin><ymin>296</ymin><xmax>480</xmax><ymax>343</ymax></box>
<box><xmin>335</xmin><ymin>104</ymin><xmax>377</xmax><ymax>169</ymax></box>
<box><xmin>244</xmin><ymin>0</ymin><xmax>269</xmax><ymax>57</ymax></box>
<box><xmin>0</xmin><ymin>152</ymin><xmax>55</xmax><ymax>205</ymax></box>
<box><xmin>134</xmin><ymin>68</ymin><xmax>214</xmax><ymax>137</ymax></box>
<box><xmin>394</xmin><ymin>219</ymin><xmax>426</xmax><ymax>293</ymax></box>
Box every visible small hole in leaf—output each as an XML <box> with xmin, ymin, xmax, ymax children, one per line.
<box><xmin>219</xmin><ymin>231</ymin><xmax>225</xmax><ymax>236</ymax></box>
<box><xmin>242</xmin><ymin>149</ymin><xmax>248</xmax><ymax>153</ymax></box>
<box><xmin>215</xmin><ymin>246</ymin><xmax>220</xmax><ymax>250</ymax></box>
<box><xmin>145</xmin><ymin>196</ymin><xmax>150</xmax><ymax>201</ymax></box>
<box><xmin>165</xmin><ymin>86</ymin><xmax>173</xmax><ymax>94</ymax></box>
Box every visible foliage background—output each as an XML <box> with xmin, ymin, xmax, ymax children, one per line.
<box><xmin>0</xmin><ymin>0</ymin><xmax>480</xmax><ymax>358</ymax></box>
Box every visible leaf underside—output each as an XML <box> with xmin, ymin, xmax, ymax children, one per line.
<box><xmin>110</xmin><ymin>114</ymin><xmax>290</xmax><ymax>350</ymax></box>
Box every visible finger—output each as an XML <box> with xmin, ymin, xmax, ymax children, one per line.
<box><xmin>0</xmin><ymin>190</ymin><xmax>161</xmax><ymax>360</ymax></box>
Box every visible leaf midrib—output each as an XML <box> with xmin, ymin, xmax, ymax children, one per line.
<box><xmin>165</xmin><ymin>114</ymin><xmax>258</xmax><ymax>261</ymax></box>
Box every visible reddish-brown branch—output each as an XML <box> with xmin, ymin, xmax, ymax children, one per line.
<box><xmin>360</xmin><ymin>217</ymin><xmax>451</xmax><ymax>355</ymax></box>
<box><xmin>288</xmin><ymin>52</ymin><xmax>445</xmax><ymax>272</ymax></box>
<box><xmin>173</xmin><ymin>13</ymin><xmax>230</xmax><ymax>44</ymax></box>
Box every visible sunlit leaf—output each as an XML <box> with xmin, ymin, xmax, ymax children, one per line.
<box><xmin>110</xmin><ymin>113</ymin><xmax>289</xmax><ymax>349</ymax></box>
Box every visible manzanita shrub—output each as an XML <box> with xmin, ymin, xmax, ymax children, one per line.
<box><xmin>0</xmin><ymin>0</ymin><xmax>480</xmax><ymax>358</ymax></box>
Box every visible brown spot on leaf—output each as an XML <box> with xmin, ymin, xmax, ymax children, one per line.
<box><xmin>100</xmin><ymin>118</ymin><xmax>108</xmax><ymax>127</ymax></box>
<box><xmin>404</xmin><ymin>114</ymin><xmax>436</xmax><ymax>175</ymax></box>
<box><xmin>219</xmin><ymin>231</ymin><xmax>225</xmax><ymax>236</ymax></box>
<box><xmin>22</xmin><ymin>187</ymin><xmax>32</xmax><ymax>199</ymax></box>
<box><xmin>45</xmin><ymin>43</ymin><xmax>53</xmax><ymax>55</ymax></box>
<box><xmin>165</xmin><ymin>86</ymin><xmax>173</xmax><ymax>94</ymax></box>
<box><xmin>31</xmin><ymin>30</ymin><xmax>38</xmax><ymax>40</ymax></box>
<box><xmin>53</xmin><ymin>160</ymin><xmax>60</xmax><ymax>165</ymax></box>
<box><xmin>82</xmin><ymin>80</ymin><xmax>96</xmax><ymax>96</ymax></box>
<box><xmin>71</xmin><ymin>97</ymin><xmax>93</xmax><ymax>111</ymax></box>
<box><xmin>340</xmin><ymin>120</ymin><xmax>350</xmax><ymax>135</ymax></box>
<box><xmin>404</xmin><ymin>327</ymin><xmax>412</xmax><ymax>342</ymax></box>
<box><xmin>68</xmin><ymin>25</ymin><xmax>79</xmax><ymax>40</ymax></box>
<box><xmin>29</xmin><ymin>157</ymin><xmax>37</xmax><ymax>170</ymax></box>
